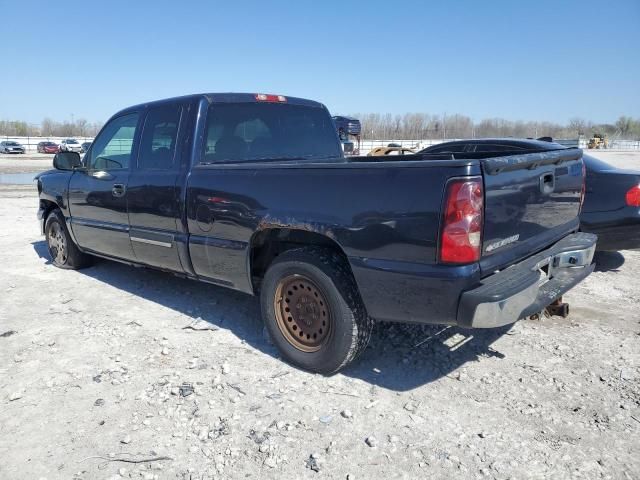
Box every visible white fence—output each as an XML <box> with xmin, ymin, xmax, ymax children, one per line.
<box><xmin>3</xmin><ymin>135</ymin><xmax>640</xmax><ymax>154</ymax></box>
<box><xmin>606</xmin><ymin>139</ymin><xmax>640</xmax><ymax>149</ymax></box>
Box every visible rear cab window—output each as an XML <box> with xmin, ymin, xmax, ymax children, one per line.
<box><xmin>202</xmin><ymin>102</ymin><xmax>342</xmax><ymax>163</ymax></box>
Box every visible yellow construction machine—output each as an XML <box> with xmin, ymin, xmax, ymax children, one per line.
<box><xmin>587</xmin><ymin>134</ymin><xmax>608</xmax><ymax>149</ymax></box>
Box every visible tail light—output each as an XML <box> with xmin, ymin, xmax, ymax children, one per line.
<box><xmin>626</xmin><ymin>184</ymin><xmax>640</xmax><ymax>207</ymax></box>
<box><xmin>439</xmin><ymin>177</ymin><xmax>484</xmax><ymax>264</ymax></box>
<box><xmin>579</xmin><ymin>161</ymin><xmax>586</xmax><ymax>211</ymax></box>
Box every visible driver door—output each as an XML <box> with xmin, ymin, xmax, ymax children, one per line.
<box><xmin>68</xmin><ymin>112</ymin><xmax>140</xmax><ymax>260</ymax></box>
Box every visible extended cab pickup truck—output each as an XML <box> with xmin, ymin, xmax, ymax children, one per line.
<box><xmin>37</xmin><ymin>93</ymin><xmax>597</xmax><ymax>373</ymax></box>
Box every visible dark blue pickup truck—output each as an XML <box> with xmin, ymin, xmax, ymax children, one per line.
<box><xmin>37</xmin><ymin>93</ymin><xmax>597</xmax><ymax>373</ymax></box>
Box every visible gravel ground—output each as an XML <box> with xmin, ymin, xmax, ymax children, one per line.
<box><xmin>0</xmin><ymin>152</ymin><xmax>639</xmax><ymax>480</ymax></box>
<box><xmin>0</xmin><ymin>153</ymin><xmax>56</xmax><ymax>174</ymax></box>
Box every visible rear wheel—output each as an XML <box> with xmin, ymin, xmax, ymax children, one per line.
<box><xmin>260</xmin><ymin>247</ymin><xmax>373</xmax><ymax>374</ymax></box>
<box><xmin>45</xmin><ymin>209</ymin><xmax>93</xmax><ymax>269</ymax></box>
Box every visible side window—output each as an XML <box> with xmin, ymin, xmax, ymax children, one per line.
<box><xmin>138</xmin><ymin>105</ymin><xmax>181</xmax><ymax>170</ymax></box>
<box><xmin>89</xmin><ymin>113</ymin><xmax>139</xmax><ymax>170</ymax></box>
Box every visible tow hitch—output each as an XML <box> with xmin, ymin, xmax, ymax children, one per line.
<box><xmin>545</xmin><ymin>297</ymin><xmax>570</xmax><ymax>318</ymax></box>
<box><xmin>528</xmin><ymin>297</ymin><xmax>570</xmax><ymax>320</ymax></box>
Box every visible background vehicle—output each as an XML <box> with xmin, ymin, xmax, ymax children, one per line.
<box><xmin>59</xmin><ymin>138</ymin><xmax>83</xmax><ymax>152</ymax></box>
<box><xmin>0</xmin><ymin>140</ymin><xmax>25</xmax><ymax>154</ymax></box>
<box><xmin>37</xmin><ymin>141</ymin><xmax>60</xmax><ymax>154</ymax></box>
<box><xmin>81</xmin><ymin>141</ymin><xmax>92</xmax><ymax>153</ymax></box>
<box><xmin>36</xmin><ymin>93</ymin><xmax>595</xmax><ymax>373</ymax></box>
<box><xmin>333</xmin><ymin>115</ymin><xmax>361</xmax><ymax>155</ymax></box>
<box><xmin>588</xmin><ymin>133</ymin><xmax>608</xmax><ymax>149</ymax></box>
<box><xmin>419</xmin><ymin>138</ymin><xmax>640</xmax><ymax>251</ymax></box>
<box><xmin>580</xmin><ymin>155</ymin><xmax>640</xmax><ymax>250</ymax></box>
<box><xmin>368</xmin><ymin>145</ymin><xmax>416</xmax><ymax>156</ymax></box>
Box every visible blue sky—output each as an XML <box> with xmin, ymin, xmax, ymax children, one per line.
<box><xmin>1</xmin><ymin>0</ymin><xmax>638</xmax><ymax>125</ymax></box>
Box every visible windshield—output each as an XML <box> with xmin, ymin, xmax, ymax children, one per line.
<box><xmin>202</xmin><ymin>102</ymin><xmax>342</xmax><ymax>163</ymax></box>
<box><xmin>67</xmin><ymin>139</ymin><xmax>79</xmax><ymax>144</ymax></box>
<box><xmin>6</xmin><ymin>141</ymin><xmax>19</xmax><ymax>146</ymax></box>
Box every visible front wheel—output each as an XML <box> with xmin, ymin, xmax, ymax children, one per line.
<box><xmin>45</xmin><ymin>209</ymin><xmax>93</xmax><ymax>269</ymax></box>
<box><xmin>260</xmin><ymin>247</ymin><xmax>373</xmax><ymax>374</ymax></box>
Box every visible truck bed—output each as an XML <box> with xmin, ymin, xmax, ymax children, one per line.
<box><xmin>348</xmin><ymin>147</ymin><xmax>584</xmax><ymax>274</ymax></box>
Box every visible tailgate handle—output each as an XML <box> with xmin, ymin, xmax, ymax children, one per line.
<box><xmin>540</xmin><ymin>172</ymin><xmax>555</xmax><ymax>194</ymax></box>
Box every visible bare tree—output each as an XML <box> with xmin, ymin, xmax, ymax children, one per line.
<box><xmin>41</xmin><ymin>118</ymin><xmax>55</xmax><ymax>136</ymax></box>
<box><xmin>568</xmin><ymin>117</ymin><xmax>587</xmax><ymax>136</ymax></box>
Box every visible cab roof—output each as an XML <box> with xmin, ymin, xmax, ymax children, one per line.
<box><xmin>113</xmin><ymin>93</ymin><xmax>325</xmax><ymax>118</ymax></box>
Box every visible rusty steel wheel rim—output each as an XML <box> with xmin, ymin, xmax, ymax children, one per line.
<box><xmin>273</xmin><ymin>274</ymin><xmax>332</xmax><ymax>353</ymax></box>
<box><xmin>48</xmin><ymin>222</ymin><xmax>67</xmax><ymax>265</ymax></box>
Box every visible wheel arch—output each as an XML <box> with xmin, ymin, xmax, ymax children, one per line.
<box><xmin>39</xmin><ymin>199</ymin><xmax>60</xmax><ymax>231</ymax></box>
<box><xmin>248</xmin><ymin>227</ymin><xmax>355</xmax><ymax>294</ymax></box>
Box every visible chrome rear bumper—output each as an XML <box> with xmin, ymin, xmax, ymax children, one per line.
<box><xmin>457</xmin><ymin>232</ymin><xmax>597</xmax><ymax>328</ymax></box>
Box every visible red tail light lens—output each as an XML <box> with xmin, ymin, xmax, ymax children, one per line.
<box><xmin>439</xmin><ymin>177</ymin><xmax>483</xmax><ymax>264</ymax></box>
<box><xmin>626</xmin><ymin>184</ymin><xmax>640</xmax><ymax>207</ymax></box>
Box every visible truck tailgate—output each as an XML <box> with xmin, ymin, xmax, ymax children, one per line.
<box><xmin>480</xmin><ymin>148</ymin><xmax>583</xmax><ymax>274</ymax></box>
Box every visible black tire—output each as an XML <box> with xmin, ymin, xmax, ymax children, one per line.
<box><xmin>260</xmin><ymin>247</ymin><xmax>373</xmax><ymax>374</ymax></box>
<box><xmin>45</xmin><ymin>209</ymin><xmax>93</xmax><ymax>269</ymax></box>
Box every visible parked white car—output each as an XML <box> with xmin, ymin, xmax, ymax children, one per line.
<box><xmin>59</xmin><ymin>138</ymin><xmax>83</xmax><ymax>152</ymax></box>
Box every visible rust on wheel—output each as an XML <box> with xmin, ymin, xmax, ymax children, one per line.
<box><xmin>48</xmin><ymin>222</ymin><xmax>67</xmax><ymax>265</ymax></box>
<box><xmin>274</xmin><ymin>274</ymin><xmax>332</xmax><ymax>352</ymax></box>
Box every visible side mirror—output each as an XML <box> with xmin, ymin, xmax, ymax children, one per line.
<box><xmin>53</xmin><ymin>151</ymin><xmax>82</xmax><ymax>171</ymax></box>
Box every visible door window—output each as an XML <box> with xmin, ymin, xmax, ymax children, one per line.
<box><xmin>88</xmin><ymin>113</ymin><xmax>139</xmax><ymax>170</ymax></box>
<box><xmin>138</xmin><ymin>105</ymin><xmax>181</xmax><ymax>170</ymax></box>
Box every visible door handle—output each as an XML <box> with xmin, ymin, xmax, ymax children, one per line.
<box><xmin>112</xmin><ymin>183</ymin><xmax>126</xmax><ymax>197</ymax></box>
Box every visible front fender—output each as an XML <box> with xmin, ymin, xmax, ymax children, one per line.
<box><xmin>37</xmin><ymin>170</ymin><xmax>74</xmax><ymax>234</ymax></box>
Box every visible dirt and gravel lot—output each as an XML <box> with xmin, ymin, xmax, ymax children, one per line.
<box><xmin>0</xmin><ymin>153</ymin><xmax>57</xmax><ymax>174</ymax></box>
<box><xmin>0</xmin><ymin>151</ymin><xmax>639</xmax><ymax>480</ymax></box>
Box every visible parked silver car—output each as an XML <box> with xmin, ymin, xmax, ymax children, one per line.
<box><xmin>59</xmin><ymin>138</ymin><xmax>83</xmax><ymax>152</ymax></box>
<box><xmin>0</xmin><ymin>141</ymin><xmax>26</xmax><ymax>154</ymax></box>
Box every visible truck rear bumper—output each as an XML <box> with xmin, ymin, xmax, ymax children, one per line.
<box><xmin>457</xmin><ymin>232</ymin><xmax>597</xmax><ymax>328</ymax></box>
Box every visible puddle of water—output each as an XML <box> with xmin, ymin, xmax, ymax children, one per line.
<box><xmin>0</xmin><ymin>172</ymin><xmax>38</xmax><ymax>185</ymax></box>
